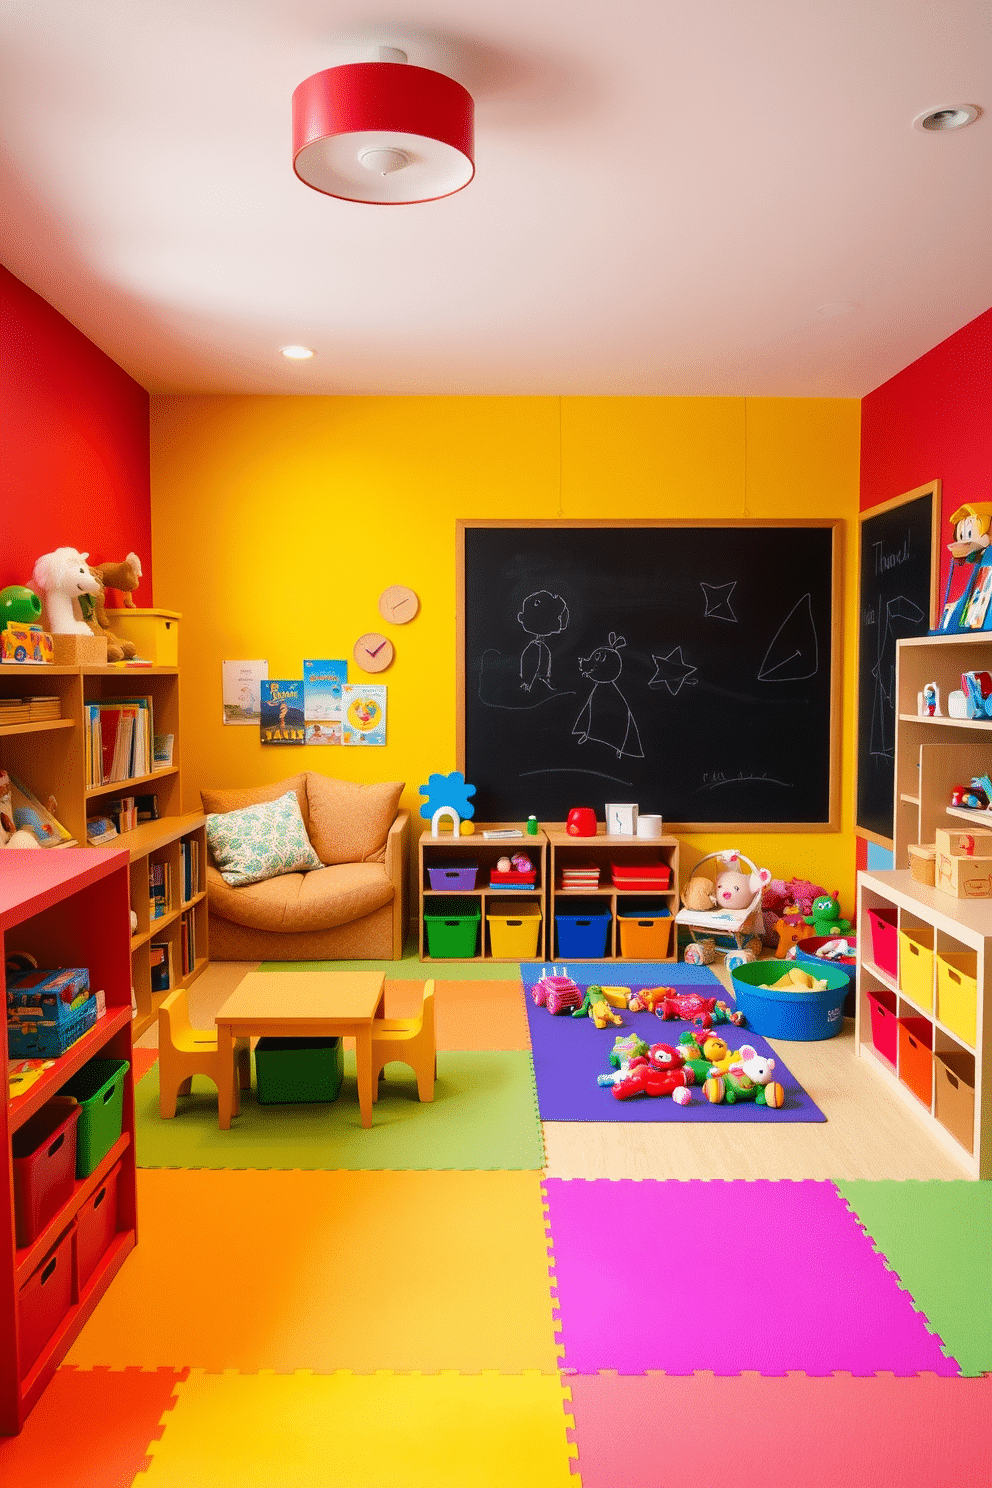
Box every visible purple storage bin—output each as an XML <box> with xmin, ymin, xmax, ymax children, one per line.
<box><xmin>427</xmin><ymin>862</ymin><xmax>478</xmax><ymax>891</ymax></box>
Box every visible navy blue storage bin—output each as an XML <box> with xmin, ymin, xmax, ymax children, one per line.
<box><xmin>555</xmin><ymin>900</ymin><xmax>611</xmax><ymax>958</ymax></box>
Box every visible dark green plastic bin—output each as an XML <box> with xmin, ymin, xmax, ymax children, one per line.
<box><xmin>60</xmin><ymin>1059</ymin><xmax>129</xmax><ymax>1178</ymax></box>
<box><xmin>254</xmin><ymin>1037</ymin><xmax>344</xmax><ymax>1104</ymax></box>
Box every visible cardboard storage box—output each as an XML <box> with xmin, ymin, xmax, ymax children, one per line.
<box><xmin>935</xmin><ymin>849</ymin><xmax>992</xmax><ymax>899</ymax></box>
<box><xmin>934</xmin><ymin>827</ymin><xmax>992</xmax><ymax>858</ymax></box>
<box><xmin>52</xmin><ymin>633</ymin><xmax>108</xmax><ymax>666</ymax></box>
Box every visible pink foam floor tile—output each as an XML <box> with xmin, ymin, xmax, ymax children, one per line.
<box><xmin>544</xmin><ymin>1179</ymin><xmax>960</xmax><ymax>1376</ymax></box>
<box><xmin>566</xmin><ymin>1372</ymin><xmax>992</xmax><ymax>1488</ymax></box>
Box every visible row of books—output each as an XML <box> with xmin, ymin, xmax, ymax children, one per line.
<box><xmin>149</xmin><ymin>909</ymin><xmax>199</xmax><ymax>996</ymax></box>
<box><xmin>180</xmin><ymin>837</ymin><xmax>200</xmax><ymax>903</ymax></box>
<box><xmin>0</xmin><ymin>694</ymin><xmax>61</xmax><ymax>724</ymax></box>
<box><xmin>150</xmin><ymin>939</ymin><xmax>173</xmax><ymax>994</ymax></box>
<box><xmin>180</xmin><ymin>908</ymin><xmax>197</xmax><ymax>978</ymax></box>
<box><xmin>86</xmin><ymin>792</ymin><xmax>159</xmax><ymax>845</ymax></box>
<box><xmin>150</xmin><ymin>861</ymin><xmax>171</xmax><ymax>920</ymax></box>
<box><xmin>84</xmin><ymin>698</ymin><xmax>153</xmax><ymax>788</ymax></box>
<box><xmin>560</xmin><ymin>863</ymin><xmax>602</xmax><ymax>889</ymax></box>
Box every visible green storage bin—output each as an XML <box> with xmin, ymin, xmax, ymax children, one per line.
<box><xmin>59</xmin><ymin>1059</ymin><xmax>128</xmax><ymax>1178</ymax></box>
<box><xmin>424</xmin><ymin>896</ymin><xmax>481</xmax><ymax>958</ymax></box>
<box><xmin>255</xmin><ymin>1037</ymin><xmax>344</xmax><ymax>1104</ymax></box>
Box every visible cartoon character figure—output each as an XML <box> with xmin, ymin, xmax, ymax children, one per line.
<box><xmin>703</xmin><ymin>1044</ymin><xmax>785</xmax><ymax>1107</ymax></box>
<box><xmin>572</xmin><ymin>633</ymin><xmax>644</xmax><ymax>759</ymax></box>
<box><xmin>518</xmin><ymin>590</ymin><xmax>569</xmax><ymax>693</ymax></box>
<box><xmin>804</xmin><ymin>893</ymin><xmax>853</xmax><ymax>937</ymax></box>
<box><xmin>610</xmin><ymin>1042</ymin><xmax>695</xmax><ymax>1101</ymax></box>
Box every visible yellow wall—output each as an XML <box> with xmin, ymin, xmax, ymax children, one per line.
<box><xmin>150</xmin><ymin>395</ymin><xmax>861</xmax><ymax>903</ymax></box>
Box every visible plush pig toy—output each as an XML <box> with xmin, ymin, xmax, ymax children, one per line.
<box><xmin>713</xmin><ymin>853</ymin><xmax>772</xmax><ymax>911</ymax></box>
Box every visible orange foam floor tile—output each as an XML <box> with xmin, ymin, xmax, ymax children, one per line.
<box><xmin>383</xmin><ymin>979</ymin><xmax>531</xmax><ymax>1050</ymax></box>
<box><xmin>567</xmin><ymin>1371</ymin><xmax>992</xmax><ymax>1488</ymax></box>
<box><xmin>140</xmin><ymin>1370</ymin><xmax>576</xmax><ymax>1488</ymax></box>
<box><xmin>0</xmin><ymin>1366</ymin><xmax>185</xmax><ymax>1488</ymax></box>
<box><xmin>67</xmin><ymin>1170</ymin><xmax>560</xmax><ymax>1374</ymax></box>
<box><xmin>132</xmin><ymin>1047</ymin><xmax>159</xmax><ymax>1081</ymax></box>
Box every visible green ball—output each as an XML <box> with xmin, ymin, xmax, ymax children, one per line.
<box><xmin>0</xmin><ymin>586</ymin><xmax>42</xmax><ymax>626</ymax></box>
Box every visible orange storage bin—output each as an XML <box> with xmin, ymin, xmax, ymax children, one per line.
<box><xmin>897</xmin><ymin>1016</ymin><xmax>933</xmax><ymax>1106</ymax></box>
<box><xmin>936</xmin><ymin>951</ymin><xmax>978</xmax><ymax>1046</ymax></box>
<box><xmin>898</xmin><ymin>928</ymin><xmax>933</xmax><ymax>1010</ymax></box>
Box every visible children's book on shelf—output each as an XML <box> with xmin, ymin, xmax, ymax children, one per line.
<box><xmin>180</xmin><ymin>837</ymin><xmax>200</xmax><ymax>902</ymax></box>
<box><xmin>153</xmin><ymin>734</ymin><xmax>174</xmax><ymax>769</ymax></box>
<box><xmin>84</xmin><ymin>696</ymin><xmax>153</xmax><ymax>786</ymax></box>
<box><xmin>180</xmin><ymin>908</ymin><xmax>197</xmax><ymax>976</ymax></box>
<box><xmin>222</xmin><ymin>659</ymin><xmax>269</xmax><ymax>725</ymax></box>
<box><xmin>149</xmin><ymin>861</ymin><xmax>171</xmax><ymax>920</ymax></box>
<box><xmin>1</xmin><ymin>770</ymin><xmax>76</xmax><ymax>847</ymax></box>
<box><xmin>303</xmin><ymin>658</ymin><xmax>347</xmax><ymax>745</ymax></box>
<box><xmin>150</xmin><ymin>940</ymin><xmax>173</xmax><ymax>994</ymax></box>
<box><xmin>260</xmin><ymin>680</ymin><xmax>305</xmax><ymax>744</ymax></box>
<box><xmin>108</xmin><ymin>796</ymin><xmax>137</xmax><ymax>832</ymax></box>
<box><xmin>342</xmin><ymin>684</ymin><xmax>386</xmax><ymax>746</ymax></box>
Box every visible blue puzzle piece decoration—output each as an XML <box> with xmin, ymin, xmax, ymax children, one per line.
<box><xmin>418</xmin><ymin>770</ymin><xmax>476</xmax><ymax>821</ymax></box>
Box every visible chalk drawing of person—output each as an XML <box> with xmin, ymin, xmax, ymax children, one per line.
<box><xmin>518</xmin><ymin>590</ymin><xmax>569</xmax><ymax>692</ymax></box>
<box><xmin>573</xmin><ymin>633</ymin><xmax>644</xmax><ymax>758</ymax></box>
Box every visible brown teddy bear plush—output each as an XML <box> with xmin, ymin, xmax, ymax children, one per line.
<box><xmin>81</xmin><ymin>559</ymin><xmax>142</xmax><ymax>661</ymax></box>
<box><xmin>92</xmin><ymin>552</ymin><xmax>142</xmax><ymax>607</ymax></box>
<box><xmin>682</xmin><ymin>875</ymin><xmax>716</xmax><ymax>911</ymax></box>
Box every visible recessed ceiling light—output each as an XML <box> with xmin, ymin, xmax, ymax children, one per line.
<box><xmin>913</xmin><ymin>104</ymin><xmax>980</xmax><ymax>133</ymax></box>
<box><xmin>281</xmin><ymin>345</ymin><xmax>315</xmax><ymax>359</ymax></box>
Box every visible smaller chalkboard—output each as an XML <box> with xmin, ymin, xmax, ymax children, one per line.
<box><xmin>856</xmin><ymin>482</ymin><xmax>940</xmax><ymax>845</ymax></box>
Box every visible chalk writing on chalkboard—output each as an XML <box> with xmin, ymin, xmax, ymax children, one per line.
<box><xmin>460</xmin><ymin>522</ymin><xmax>839</xmax><ymax>830</ymax></box>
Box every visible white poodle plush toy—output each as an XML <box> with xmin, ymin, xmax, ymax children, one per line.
<box><xmin>31</xmin><ymin>547</ymin><xmax>102</xmax><ymax>634</ymax></box>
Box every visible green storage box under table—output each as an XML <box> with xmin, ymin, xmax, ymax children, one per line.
<box><xmin>59</xmin><ymin>1058</ymin><xmax>129</xmax><ymax>1178</ymax></box>
<box><xmin>254</xmin><ymin>1037</ymin><xmax>344</xmax><ymax>1104</ymax></box>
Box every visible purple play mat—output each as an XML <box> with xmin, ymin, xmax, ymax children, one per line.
<box><xmin>520</xmin><ymin>963</ymin><xmax>825</xmax><ymax>1123</ymax></box>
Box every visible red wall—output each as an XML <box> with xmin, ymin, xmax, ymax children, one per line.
<box><xmin>0</xmin><ymin>265</ymin><xmax>152</xmax><ymax>600</ymax></box>
<box><xmin>857</xmin><ymin>305</ymin><xmax>992</xmax><ymax>870</ymax></box>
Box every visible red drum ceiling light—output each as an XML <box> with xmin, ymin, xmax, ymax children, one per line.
<box><xmin>292</xmin><ymin>47</ymin><xmax>474</xmax><ymax>205</ymax></box>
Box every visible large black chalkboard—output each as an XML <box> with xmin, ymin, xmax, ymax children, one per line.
<box><xmin>459</xmin><ymin>522</ymin><xmax>839</xmax><ymax>829</ymax></box>
<box><xmin>856</xmin><ymin>485</ymin><xmax>938</xmax><ymax>844</ymax></box>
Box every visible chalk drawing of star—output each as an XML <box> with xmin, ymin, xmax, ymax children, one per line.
<box><xmin>649</xmin><ymin>647</ymin><xmax>698</xmax><ymax>696</ymax></box>
<box><xmin>701</xmin><ymin>581</ymin><xmax>737</xmax><ymax>622</ymax></box>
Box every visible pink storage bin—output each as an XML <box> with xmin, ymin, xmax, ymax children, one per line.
<box><xmin>18</xmin><ymin>1225</ymin><xmax>74</xmax><ymax>1376</ymax></box>
<box><xmin>867</xmin><ymin>906</ymin><xmax>898</xmax><ymax>978</ymax></box>
<box><xmin>12</xmin><ymin>1098</ymin><xmax>81</xmax><ymax>1249</ymax></box>
<box><xmin>867</xmin><ymin>985</ymin><xmax>898</xmax><ymax>1065</ymax></box>
<box><xmin>76</xmin><ymin>1159</ymin><xmax>122</xmax><ymax>1290</ymax></box>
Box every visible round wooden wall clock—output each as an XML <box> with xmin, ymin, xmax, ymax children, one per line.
<box><xmin>378</xmin><ymin>585</ymin><xmax>419</xmax><ymax>624</ymax></box>
<box><xmin>353</xmin><ymin>632</ymin><xmax>394</xmax><ymax>673</ymax></box>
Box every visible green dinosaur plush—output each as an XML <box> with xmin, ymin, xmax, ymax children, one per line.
<box><xmin>804</xmin><ymin>893</ymin><xmax>852</xmax><ymax>937</ymax></box>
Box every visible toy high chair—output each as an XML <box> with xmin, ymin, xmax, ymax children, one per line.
<box><xmin>370</xmin><ymin>980</ymin><xmax>437</xmax><ymax>1103</ymax></box>
<box><xmin>675</xmin><ymin>850</ymin><xmax>767</xmax><ymax>971</ymax></box>
<box><xmin>158</xmin><ymin>988</ymin><xmax>252</xmax><ymax>1118</ymax></box>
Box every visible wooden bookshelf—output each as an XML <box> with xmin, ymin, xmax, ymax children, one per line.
<box><xmin>1</xmin><ymin>851</ymin><xmax>137</xmax><ymax>1435</ymax></box>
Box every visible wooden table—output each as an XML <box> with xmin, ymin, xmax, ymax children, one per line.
<box><xmin>214</xmin><ymin>970</ymin><xmax>386</xmax><ymax>1130</ymax></box>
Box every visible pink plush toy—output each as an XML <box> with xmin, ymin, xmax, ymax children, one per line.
<box><xmin>713</xmin><ymin>853</ymin><xmax>772</xmax><ymax>910</ymax></box>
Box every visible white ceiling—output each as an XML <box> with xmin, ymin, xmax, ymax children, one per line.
<box><xmin>1</xmin><ymin>1</ymin><xmax>990</xmax><ymax>397</ymax></box>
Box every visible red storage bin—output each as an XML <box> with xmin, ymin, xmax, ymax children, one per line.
<box><xmin>12</xmin><ymin>1098</ymin><xmax>80</xmax><ymax>1249</ymax></box>
<box><xmin>867</xmin><ymin>986</ymin><xmax>898</xmax><ymax>1065</ymax></box>
<box><xmin>18</xmin><ymin>1225</ymin><xmax>74</xmax><ymax>1376</ymax></box>
<box><xmin>867</xmin><ymin>906</ymin><xmax>898</xmax><ymax>978</ymax></box>
<box><xmin>898</xmin><ymin>1016</ymin><xmax>933</xmax><ymax>1106</ymax></box>
<box><xmin>77</xmin><ymin>1160</ymin><xmax>122</xmax><ymax>1290</ymax></box>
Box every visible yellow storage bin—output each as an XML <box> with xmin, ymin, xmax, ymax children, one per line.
<box><xmin>487</xmin><ymin>899</ymin><xmax>542</xmax><ymax>959</ymax></box>
<box><xmin>110</xmin><ymin>609</ymin><xmax>180</xmax><ymax>666</ymax></box>
<box><xmin>936</xmin><ymin>950</ymin><xmax>978</xmax><ymax>1047</ymax></box>
<box><xmin>898</xmin><ymin>928</ymin><xmax>934</xmax><ymax>1011</ymax></box>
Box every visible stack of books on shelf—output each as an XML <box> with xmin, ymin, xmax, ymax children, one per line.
<box><xmin>27</xmin><ymin>695</ymin><xmax>61</xmax><ymax>720</ymax></box>
<box><xmin>560</xmin><ymin>862</ymin><xmax>601</xmax><ymax>890</ymax></box>
<box><xmin>84</xmin><ymin>696</ymin><xmax>153</xmax><ymax>788</ymax></box>
<box><xmin>149</xmin><ymin>861</ymin><xmax>171</xmax><ymax>920</ymax></box>
<box><xmin>0</xmin><ymin>697</ymin><xmax>30</xmax><ymax>724</ymax></box>
<box><xmin>180</xmin><ymin>909</ymin><xmax>197</xmax><ymax>977</ymax></box>
<box><xmin>180</xmin><ymin>838</ymin><xmax>200</xmax><ymax>903</ymax></box>
<box><xmin>610</xmin><ymin>861</ymin><xmax>672</xmax><ymax>889</ymax></box>
<box><xmin>150</xmin><ymin>940</ymin><xmax>173</xmax><ymax>994</ymax></box>
<box><xmin>108</xmin><ymin>796</ymin><xmax>138</xmax><ymax>832</ymax></box>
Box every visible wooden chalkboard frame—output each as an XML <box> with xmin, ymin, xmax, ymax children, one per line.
<box><xmin>457</xmin><ymin>519</ymin><xmax>843</xmax><ymax>833</ymax></box>
<box><xmin>855</xmin><ymin>480</ymin><xmax>941</xmax><ymax>849</ymax></box>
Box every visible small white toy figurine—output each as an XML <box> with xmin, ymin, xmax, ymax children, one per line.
<box><xmin>918</xmin><ymin>682</ymin><xmax>942</xmax><ymax>718</ymax></box>
<box><xmin>31</xmin><ymin>547</ymin><xmax>101</xmax><ymax>635</ymax></box>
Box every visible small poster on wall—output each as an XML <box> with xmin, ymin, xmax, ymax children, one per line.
<box><xmin>222</xmin><ymin>660</ymin><xmax>268</xmax><ymax>725</ymax></box>
<box><xmin>303</xmin><ymin>658</ymin><xmax>347</xmax><ymax>745</ymax></box>
<box><xmin>342</xmin><ymin>684</ymin><xmax>386</xmax><ymax>746</ymax></box>
<box><xmin>260</xmin><ymin>680</ymin><xmax>305</xmax><ymax>744</ymax></box>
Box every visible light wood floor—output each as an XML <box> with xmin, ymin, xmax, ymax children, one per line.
<box><xmin>139</xmin><ymin>959</ymin><xmax>971</xmax><ymax>1183</ymax></box>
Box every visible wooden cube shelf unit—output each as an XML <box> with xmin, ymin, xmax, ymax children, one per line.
<box><xmin>419</xmin><ymin>825</ymin><xmax>548</xmax><ymax>963</ymax></box>
<box><xmin>546</xmin><ymin>826</ymin><xmax>680</xmax><ymax>961</ymax></box>
<box><xmin>1</xmin><ymin>851</ymin><xmax>137</xmax><ymax>1435</ymax></box>
<box><xmin>121</xmin><ymin>814</ymin><xmax>209</xmax><ymax>1039</ymax></box>
<box><xmin>856</xmin><ymin>868</ymin><xmax>991</xmax><ymax>1178</ymax></box>
<box><xmin>894</xmin><ymin>632</ymin><xmax>992</xmax><ymax>867</ymax></box>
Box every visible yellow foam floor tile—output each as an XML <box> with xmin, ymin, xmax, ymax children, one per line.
<box><xmin>140</xmin><ymin>1371</ymin><xmax>577</xmax><ymax>1488</ymax></box>
<box><xmin>68</xmin><ymin>1170</ymin><xmax>560</xmax><ymax>1374</ymax></box>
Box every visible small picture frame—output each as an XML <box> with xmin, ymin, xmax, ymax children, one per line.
<box><xmin>605</xmin><ymin>802</ymin><xmax>638</xmax><ymax>836</ymax></box>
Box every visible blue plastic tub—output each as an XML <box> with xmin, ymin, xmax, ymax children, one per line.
<box><xmin>555</xmin><ymin>901</ymin><xmax>611</xmax><ymax>958</ymax></box>
<box><xmin>794</xmin><ymin>937</ymin><xmax>857</xmax><ymax>1017</ymax></box>
<box><xmin>730</xmin><ymin>959</ymin><xmax>850</xmax><ymax>1040</ymax></box>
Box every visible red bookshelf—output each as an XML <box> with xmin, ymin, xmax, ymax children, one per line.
<box><xmin>1</xmin><ymin>850</ymin><xmax>136</xmax><ymax>1436</ymax></box>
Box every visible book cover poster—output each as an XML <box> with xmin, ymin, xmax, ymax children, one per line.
<box><xmin>260</xmin><ymin>680</ymin><xmax>305</xmax><ymax>744</ymax></box>
<box><xmin>223</xmin><ymin>659</ymin><xmax>268</xmax><ymax>725</ymax></box>
<box><xmin>303</xmin><ymin>658</ymin><xmax>347</xmax><ymax>721</ymax></box>
<box><xmin>342</xmin><ymin>684</ymin><xmax>386</xmax><ymax>746</ymax></box>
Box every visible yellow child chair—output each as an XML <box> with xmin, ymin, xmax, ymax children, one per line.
<box><xmin>370</xmin><ymin>980</ymin><xmax>437</xmax><ymax>1103</ymax></box>
<box><xmin>158</xmin><ymin>988</ymin><xmax>252</xmax><ymax>1119</ymax></box>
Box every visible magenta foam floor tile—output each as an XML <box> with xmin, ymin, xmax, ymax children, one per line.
<box><xmin>544</xmin><ymin>1179</ymin><xmax>960</xmax><ymax>1376</ymax></box>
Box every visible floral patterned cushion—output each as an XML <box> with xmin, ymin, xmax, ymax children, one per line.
<box><xmin>206</xmin><ymin>791</ymin><xmax>322</xmax><ymax>887</ymax></box>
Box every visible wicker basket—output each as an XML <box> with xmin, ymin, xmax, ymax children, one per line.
<box><xmin>908</xmin><ymin>843</ymin><xmax>936</xmax><ymax>886</ymax></box>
